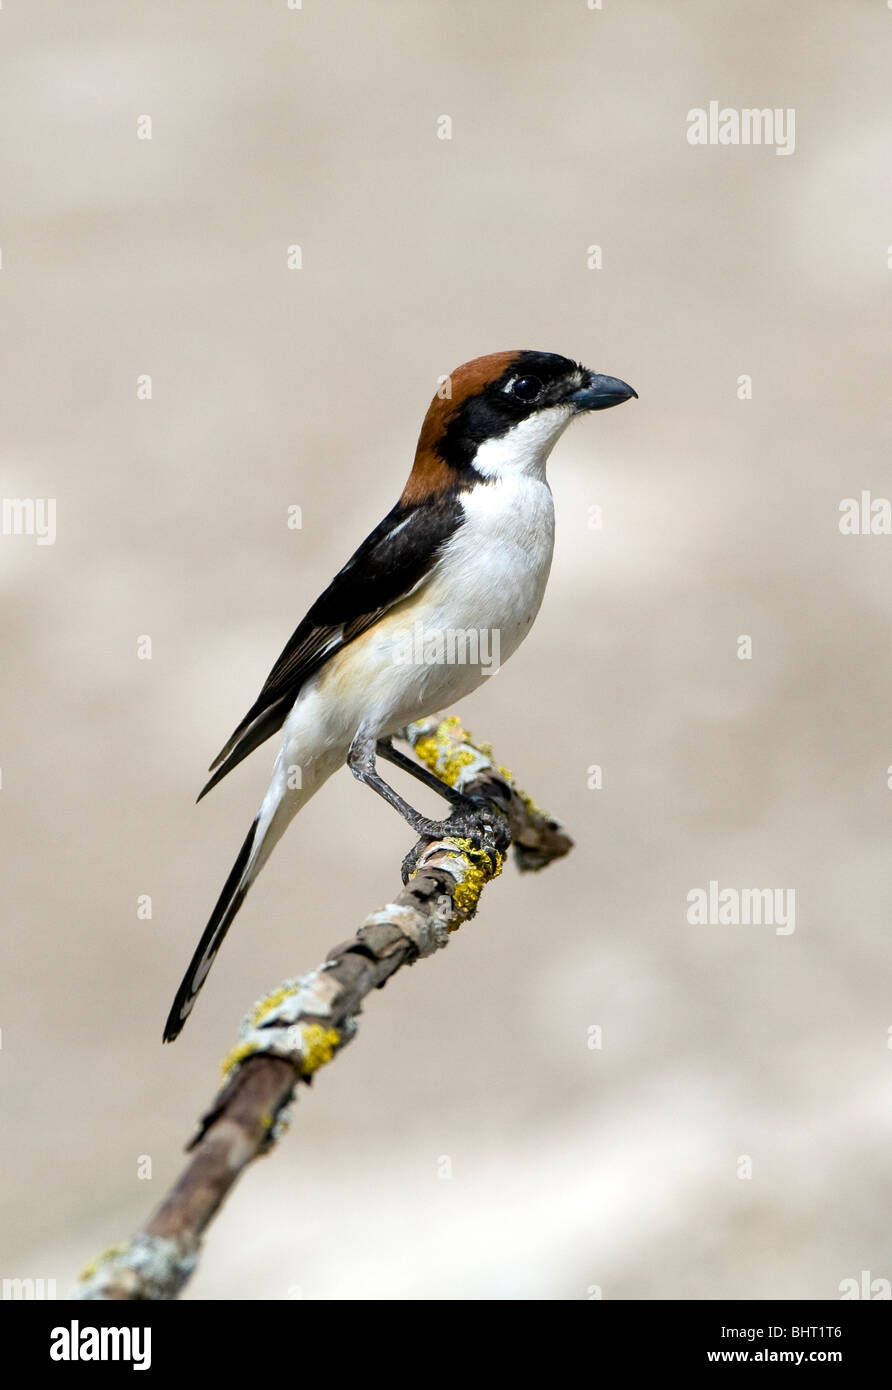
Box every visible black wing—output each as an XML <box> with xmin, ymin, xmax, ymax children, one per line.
<box><xmin>197</xmin><ymin>493</ymin><xmax>464</xmax><ymax>800</ymax></box>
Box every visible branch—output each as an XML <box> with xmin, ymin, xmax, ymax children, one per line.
<box><xmin>75</xmin><ymin>716</ymin><xmax>573</xmax><ymax>1300</ymax></box>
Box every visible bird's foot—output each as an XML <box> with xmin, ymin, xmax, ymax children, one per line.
<box><xmin>400</xmin><ymin>795</ymin><xmax>510</xmax><ymax>884</ymax></box>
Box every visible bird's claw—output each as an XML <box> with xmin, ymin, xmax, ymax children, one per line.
<box><xmin>400</xmin><ymin>797</ymin><xmax>510</xmax><ymax>884</ymax></box>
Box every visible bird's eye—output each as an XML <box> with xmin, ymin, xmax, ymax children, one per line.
<box><xmin>509</xmin><ymin>375</ymin><xmax>543</xmax><ymax>403</ymax></box>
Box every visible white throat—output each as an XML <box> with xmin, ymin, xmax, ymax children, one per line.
<box><xmin>470</xmin><ymin>405</ymin><xmax>575</xmax><ymax>481</ymax></box>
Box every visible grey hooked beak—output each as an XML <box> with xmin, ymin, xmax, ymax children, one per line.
<box><xmin>569</xmin><ymin>372</ymin><xmax>638</xmax><ymax>411</ymax></box>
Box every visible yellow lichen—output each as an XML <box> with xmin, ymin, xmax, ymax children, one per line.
<box><xmin>440</xmin><ymin>714</ymin><xmax>470</xmax><ymax>740</ymax></box>
<box><xmin>220</xmin><ymin>1040</ymin><xmax>258</xmax><ymax>1076</ymax></box>
<box><xmin>414</xmin><ymin>717</ymin><xmax>479</xmax><ymax>788</ymax></box>
<box><xmin>79</xmin><ymin>1243</ymin><xmax>129</xmax><ymax>1282</ymax></box>
<box><xmin>413</xmin><ymin>734</ymin><xmax>440</xmax><ymax>772</ymax></box>
<box><xmin>249</xmin><ymin>983</ymin><xmax>295</xmax><ymax>1026</ymax></box>
<box><xmin>449</xmin><ymin>838</ymin><xmax>503</xmax><ymax>917</ymax></box>
<box><xmin>300</xmin><ymin>1024</ymin><xmax>340</xmax><ymax>1076</ymax></box>
<box><xmin>440</xmin><ymin>747</ymin><xmax>478</xmax><ymax>788</ymax></box>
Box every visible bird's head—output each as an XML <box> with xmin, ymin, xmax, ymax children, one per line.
<box><xmin>403</xmin><ymin>350</ymin><xmax>636</xmax><ymax>502</ymax></box>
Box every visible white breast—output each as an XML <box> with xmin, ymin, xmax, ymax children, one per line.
<box><xmin>428</xmin><ymin>474</ymin><xmax>556</xmax><ymax>657</ymax></box>
<box><xmin>289</xmin><ymin>426</ymin><xmax>561</xmax><ymax>755</ymax></box>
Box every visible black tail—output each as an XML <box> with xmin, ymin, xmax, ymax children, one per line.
<box><xmin>196</xmin><ymin>695</ymin><xmax>292</xmax><ymax>803</ymax></box>
<box><xmin>163</xmin><ymin>817</ymin><xmax>260</xmax><ymax>1042</ymax></box>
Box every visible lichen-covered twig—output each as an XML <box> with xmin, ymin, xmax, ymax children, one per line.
<box><xmin>76</xmin><ymin>717</ymin><xmax>573</xmax><ymax>1301</ymax></box>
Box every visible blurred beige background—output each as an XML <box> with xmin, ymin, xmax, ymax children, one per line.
<box><xmin>1</xmin><ymin>0</ymin><xmax>890</xmax><ymax>1300</ymax></box>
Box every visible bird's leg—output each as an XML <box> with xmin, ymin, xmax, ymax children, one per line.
<box><xmin>375</xmin><ymin>737</ymin><xmax>475</xmax><ymax>809</ymax></box>
<box><xmin>347</xmin><ymin>732</ymin><xmax>463</xmax><ymax>837</ymax></box>
<box><xmin>348</xmin><ymin>732</ymin><xmax>508</xmax><ymax>882</ymax></box>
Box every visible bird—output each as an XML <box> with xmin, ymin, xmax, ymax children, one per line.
<box><xmin>163</xmin><ymin>350</ymin><xmax>636</xmax><ymax>1041</ymax></box>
